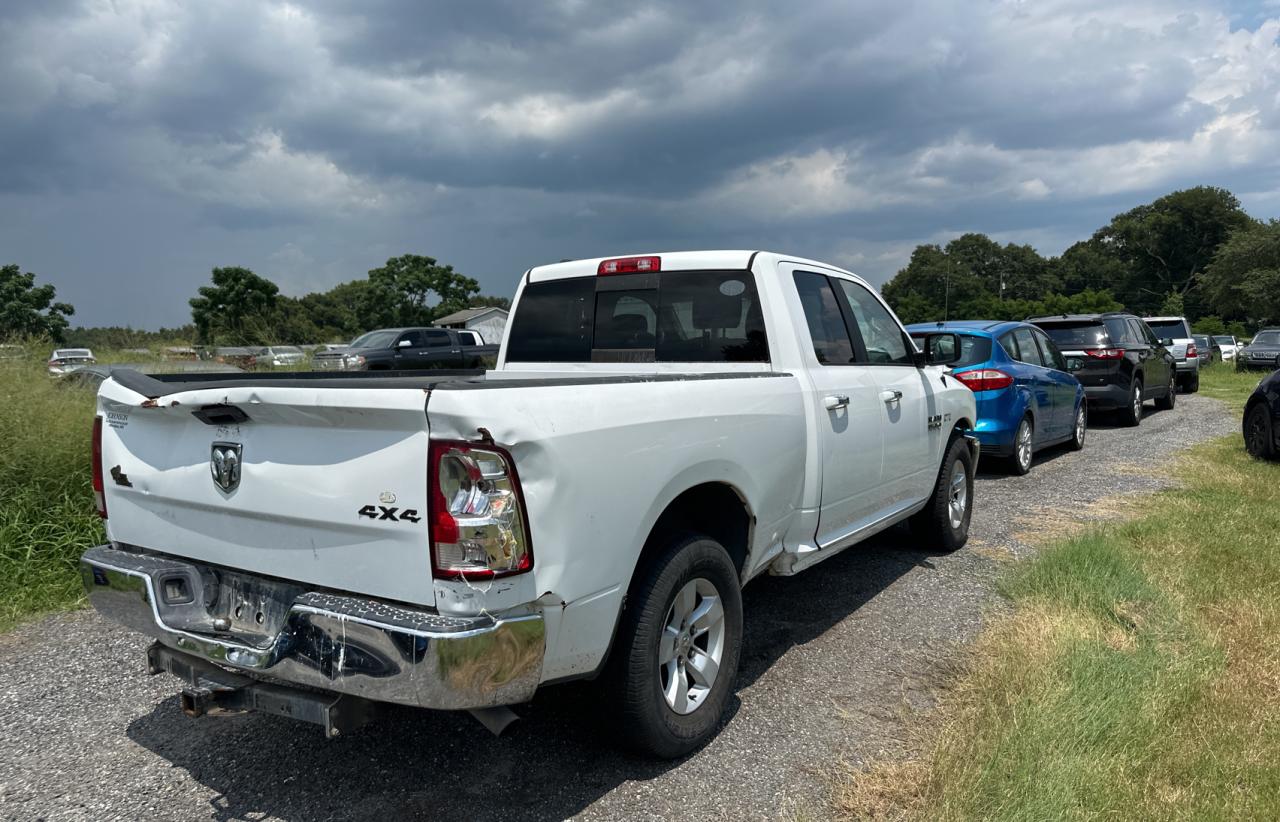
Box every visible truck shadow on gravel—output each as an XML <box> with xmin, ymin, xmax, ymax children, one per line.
<box><xmin>124</xmin><ymin>533</ymin><xmax>941</xmax><ymax>822</ymax></box>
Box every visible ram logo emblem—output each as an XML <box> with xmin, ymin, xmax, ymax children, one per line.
<box><xmin>210</xmin><ymin>442</ymin><xmax>243</xmax><ymax>493</ymax></box>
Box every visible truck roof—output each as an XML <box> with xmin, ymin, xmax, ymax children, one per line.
<box><xmin>526</xmin><ymin>250</ymin><xmax>867</xmax><ymax>284</ymax></box>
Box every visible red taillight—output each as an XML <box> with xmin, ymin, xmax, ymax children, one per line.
<box><xmin>1186</xmin><ymin>343</ymin><xmax>1197</xmax><ymax>357</ymax></box>
<box><xmin>598</xmin><ymin>256</ymin><xmax>660</xmax><ymax>275</ymax></box>
<box><xmin>955</xmin><ymin>369</ymin><xmax>1014</xmax><ymax>392</ymax></box>
<box><xmin>1085</xmin><ymin>348</ymin><xmax>1124</xmax><ymax>359</ymax></box>
<box><xmin>92</xmin><ymin>415</ymin><xmax>107</xmax><ymax>518</ymax></box>
<box><xmin>429</xmin><ymin>440</ymin><xmax>533</xmax><ymax>581</ymax></box>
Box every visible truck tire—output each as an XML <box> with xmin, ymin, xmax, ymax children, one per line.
<box><xmin>1183</xmin><ymin>372</ymin><xmax>1200</xmax><ymax>393</ymax></box>
<box><xmin>1121</xmin><ymin>377</ymin><xmax>1143</xmax><ymax>427</ymax></box>
<box><xmin>1068</xmin><ymin>403</ymin><xmax>1087</xmax><ymax>451</ymax></box>
<box><xmin>910</xmin><ymin>435</ymin><xmax>973</xmax><ymax>553</ymax></box>
<box><xmin>608</xmin><ymin>533</ymin><xmax>743</xmax><ymax>758</ymax></box>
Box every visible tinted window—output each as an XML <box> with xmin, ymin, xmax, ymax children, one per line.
<box><xmin>1105</xmin><ymin>318</ymin><xmax>1134</xmax><ymax>345</ymax></box>
<box><xmin>1213</xmin><ymin>335</ymin><xmax>1235</xmax><ymax>345</ymax></box>
<box><xmin>505</xmin><ymin>271</ymin><xmax>768</xmax><ymax>363</ymax></box>
<box><xmin>656</xmin><ymin>272</ymin><xmax>768</xmax><ymax>362</ymax></box>
<box><xmin>1012</xmin><ymin>328</ymin><xmax>1044</xmax><ymax>366</ymax></box>
<box><xmin>459</xmin><ymin>330</ymin><xmax>481</xmax><ymax>345</ymax></box>
<box><xmin>425</xmin><ymin>329</ymin><xmax>452</xmax><ymax>348</ymax></box>
<box><xmin>1037</xmin><ymin>322</ymin><xmax>1110</xmax><ymax>348</ymax></box>
<box><xmin>998</xmin><ymin>331</ymin><xmax>1019</xmax><ymax>359</ymax></box>
<box><xmin>397</xmin><ymin>330</ymin><xmax>428</xmax><ymax>348</ymax></box>
<box><xmin>833</xmin><ymin>280</ymin><xmax>911</xmax><ymax>364</ymax></box>
<box><xmin>1035</xmin><ymin>331</ymin><xmax>1067</xmax><ymax>371</ymax></box>
<box><xmin>1146</xmin><ymin>319</ymin><xmax>1189</xmax><ymax>338</ymax></box>
<box><xmin>1254</xmin><ymin>331</ymin><xmax>1280</xmax><ymax>345</ymax></box>
<box><xmin>506</xmin><ymin>277</ymin><xmax>596</xmax><ymax>362</ymax></box>
<box><xmin>793</xmin><ymin>271</ymin><xmax>855</xmax><ymax>365</ymax></box>
<box><xmin>910</xmin><ymin>333</ymin><xmax>992</xmax><ymax>368</ymax></box>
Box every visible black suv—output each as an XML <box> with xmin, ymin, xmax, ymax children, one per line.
<box><xmin>1029</xmin><ymin>312</ymin><xmax>1176</xmax><ymax>426</ymax></box>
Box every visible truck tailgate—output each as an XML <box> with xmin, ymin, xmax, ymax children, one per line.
<box><xmin>96</xmin><ymin>378</ymin><xmax>436</xmax><ymax>606</ymax></box>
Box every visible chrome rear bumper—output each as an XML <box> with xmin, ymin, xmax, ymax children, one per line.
<box><xmin>81</xmin><ymin>545</ymin><xmax>544</xmax><ymax>711</ymax></box>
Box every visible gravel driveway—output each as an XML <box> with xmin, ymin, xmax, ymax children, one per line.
<box><xmin>0</xmin><ymin>394</ymin><xmax>1237</xmax><ymax>822</ymax></box>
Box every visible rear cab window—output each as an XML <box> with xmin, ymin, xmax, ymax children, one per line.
<box><xmin>506</xmin><ymin>270</ymin><xmax>768</xmax><ymax>363</ymax></box>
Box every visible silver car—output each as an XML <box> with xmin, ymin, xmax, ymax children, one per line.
<box><xmin>1143</xmin><ymin>316</ymin><xmax>1199</xmax><ymax>393</ymax></box>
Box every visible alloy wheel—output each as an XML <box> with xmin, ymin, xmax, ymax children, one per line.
<box><xmin>1016</xmin><ymin>420</ymin><xmax>1033</xmax><ymax>472</ymax></box>
<box><xmin>1075</xmin><ymin>407</ymin><xmax>1086</xmax><ymax>446</ymax></box>
<box><xmin>948</xmin><ymin>460</ymin><xmax>968</xmax><ymax>531</ymax></box>
<box><xmin>659</xmin><ymin>578</ymin><xmax>726</xmax><ymax>715</ymax></box>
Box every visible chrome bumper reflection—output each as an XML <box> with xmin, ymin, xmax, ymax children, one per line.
<box><xmin>81</xmin><ymin>545</ymin><xmax>544</xmax><ymax>711</ymax></box>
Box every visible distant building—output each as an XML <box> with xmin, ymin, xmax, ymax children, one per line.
<box><xmin>434</xmin><ymin>306</ymin><xmax>509</xmax><ymax>345</ymax></box>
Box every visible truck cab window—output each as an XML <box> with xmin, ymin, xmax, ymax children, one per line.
<box><xmin>833</xmin><ymin>280</ymin><xmax>911</xmax><ymax>365</ymax></box>
<box><xmin>792</xmin><ymin>271</ymin><xmax>855</xmax><ymax>364</ymax></box>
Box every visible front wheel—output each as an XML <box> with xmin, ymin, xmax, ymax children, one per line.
<box><xmin>608</xmin><ymin>534</ymin><xmax>743</xmax><ymax>758</ymax></box>
<box><xmin>1244</xmin><ymin>403</ymin><xmax>1275</xmax><ymax>460</ymax></box>
<box><xmin>910</xmin><ymin>435</ymin><xmax>974</xmax><ymax>553</ymax></box>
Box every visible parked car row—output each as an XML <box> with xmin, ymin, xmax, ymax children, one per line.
<box><xmin>312</xmin><ymin>327</ymin><xmax>497</xmax><ymax>370</ymax></box>
<box><xmin>1237</xmin><ymin>329</ymin><xmax>1280</xmax><ymax>371</ymax></box>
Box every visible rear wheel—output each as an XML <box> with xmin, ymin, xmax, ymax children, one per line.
<box><xmin>1156</xmin><ymin>373</ymin><xmax>1177</xmax><ymax>411</ymax></box>
<box><xmin>1183</xmin><ymin>372</ymin><xmax>1200</xmax><ymax>393</ymax></box>
<box><xmin>1121</xmin><ymin>378</ymin><xmax>1143</xmax><ymax>427</ymax></box>
<box><xmin>1008</xmin><ymin>417</ymin><xmax>1034</xmax><ymax>475</ymax></box>
<box><xmin>1244</xmin><ymin>403</ymin><xmax>1275</xmax><ymax>460</ymax></box>
<box><xmin>910</xmin><ymin>435</ymin><xmax>974</xmax><ymax>553</ymax></box>
<box><xmin>609</xmin><ymin>533</ymin><xmax>743</xmax><ymax>758</ymax></box>
<box><xmin>1068</xmin><ymin>403</ymin><xmax>1087</xmax><ymax>451</ymax></box>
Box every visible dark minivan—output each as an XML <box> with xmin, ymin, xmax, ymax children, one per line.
<box><xmin>1029</xmin><ymin>313</ymin><xmax>1176</xmax><ymax>426</ymax></box>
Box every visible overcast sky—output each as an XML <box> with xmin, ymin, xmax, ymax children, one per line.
<box><xmin>2</xmin><ymin>0</ymin><xmax>1279</xmax><ymax>329</ymax></box>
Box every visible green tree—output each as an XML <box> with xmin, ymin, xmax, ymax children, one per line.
<box><xmin>1158</xmin><ymin>290</ymin><xmax>1185</xmax><ymax>316</ymax></box>
<box><xmin>0</xmin><ymin>264</ymin><xmax>75</xmax><ymax>342</ymax></box>
<box><xmin>1201</xmin><ymin>219</ymin><xmax>1280</xmax><ymax>328</ymax></box>
<box><xmin>1053</xmin><ymin>239</ymin><xmax>1130</xmax><ymax>294</ymax></box>
<box><xmin>882</xmin><ymin>234</ymin><xmax>1061</xmax><ymax>322</ymax></box>
<box><xmin>1090</xmin><ymin>186</ymin><xmax>1255</xmax><ymax>317</ymax></box>
<box><xmin>471</xmin><ymin>294</ymin><xmax>513</xmax><ymax>310</ymax></box>
<box><xmin>358</xmin><ymin>254</ymin><xmax>479</xmax><ymax>329</ymax></box>
<box><xmin>188</xmin><ymin>266</ymin><xmax>281</xmax><ymax>344</ymax></box>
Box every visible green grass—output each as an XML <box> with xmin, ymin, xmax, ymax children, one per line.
<box><xmin>0</xmin><ymin>339</ymin><xmax>104</xmax><ymax>630</ymax></box>
<box><xmin>837</xmin><ymin>366</ymin><xmax>1280</xmax><ymax>820</ymax></box>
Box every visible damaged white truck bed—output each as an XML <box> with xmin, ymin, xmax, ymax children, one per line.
<box><xmin>83</xmin><ymin>250</ymin><xmax>978</xmax><ymax>757</ymax></box>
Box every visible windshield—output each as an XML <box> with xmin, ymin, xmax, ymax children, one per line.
<box><xmin>1145</xmin><ymin>319</ymin><xmax>1189</xmax><ymax>338</ymax></box>
<box><xmin>273</xmin><ymin>346</ymin><xmax>302</xmax><ymax>354</ymax></box>
<box><xmin>1213</xmin><ymin>336</ymin><xmax>1234</xmax><ymax>345</ymax></box>
<box><xmin>348</xmin><ymin>330</ymin><xmax>400</xmax><ymax>350</ymax></box>
<box><xmin>1252</xmin><ymin>331</ymin><xmax>1280</xmax><ymax>345</ymax></box>
<box><xmin>909</xmin><ymin>333</ymin><xmax>992</xmax><ymax>368</ymax></box>
<box><xmin>1037</xmin><ymin>322</ymin><xmax>1109</xmax><ymax>348</ymax></box>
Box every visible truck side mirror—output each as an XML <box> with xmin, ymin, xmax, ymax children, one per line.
<box><xmin>1159</xmin><ymin>338</ymin><xmax>1174</xmax><ymax>347</ymax></box>
<box><xmin>919</xmin><ymin>332</ymin><xmax>962</xmax><ymax>367</ymax></box>
<box><xmin>398</xmin><ymin>339</ymin><xmax>413</xmax><ymax>348</ymax></box>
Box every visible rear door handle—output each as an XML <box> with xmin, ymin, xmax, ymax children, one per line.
<box><xmin>824</xmin><ymin>394</ymin><xmax>850</xmax><ymax>410</ymax></box>
<box><xmin>879</xmin><ymin>390</ymin><xmax>903</xmax><ymax>404</ymax></box>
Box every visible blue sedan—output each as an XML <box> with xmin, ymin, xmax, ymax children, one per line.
<box><xmin>908</xmin><ymin>321</ymin><xmax>1087</xmax><ymax>474</ymax></box>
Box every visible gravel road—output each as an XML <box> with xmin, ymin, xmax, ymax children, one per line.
<box><xmin>0</xmin><ymin>394</ymin><xmax>1237</xmax><ymax>822</ymax></box>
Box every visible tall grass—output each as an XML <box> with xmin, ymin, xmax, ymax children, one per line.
<box><xmin>836</xmin><ymin>367</ymin><xmax>1280</xmax><ymax>820</ymax></box>
<box><xmin>0</xmin><ymin>338</ymin><xmax>104</xmax><ymax>630</ymax></box>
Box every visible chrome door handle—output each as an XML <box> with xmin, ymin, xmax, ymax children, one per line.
<box><xmin>879</xmin><ymin>389</ymin><xmax>903</xmax><ymax>404</ymax></box>
<box><xmin>824</xmin><ymin>394</ymin><xmax>850</xmax><ymax>410</ymax></box>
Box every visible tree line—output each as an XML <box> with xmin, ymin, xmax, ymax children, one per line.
<box><xmin>5</xmin><ymin>185</ymin><xmax>1280</xmax><ymax>346</ymax></box>
<box><xmin>0</xmin><ymin>254</ymin><xmax>511</xmax><ymax>347</ymax></box>
<box><xmin>881</xmin><ymin>186</ymin><xmax>1278</xmax><ymax>337</ymax></box>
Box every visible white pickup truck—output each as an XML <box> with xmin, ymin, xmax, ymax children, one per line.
<box><xmin>83</xmin><ymin>251</ymin><xmax>977</xmax><ymax>757</ymax></box>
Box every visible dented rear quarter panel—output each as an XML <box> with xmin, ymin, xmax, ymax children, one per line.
<box><xmin>425</xmin><ymin>373</ymin><xmax>806</xmax><ymax>681</ymax></box>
